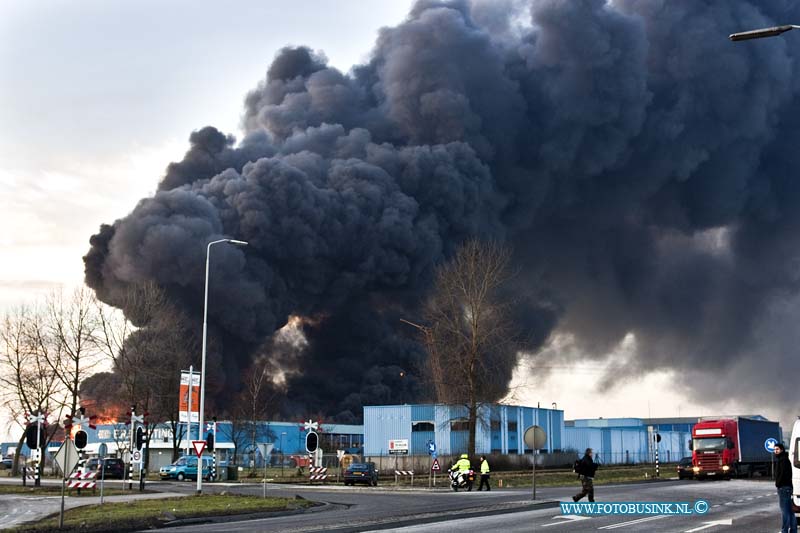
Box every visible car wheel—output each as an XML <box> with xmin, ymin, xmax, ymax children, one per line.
<box><xmin>372</xmin><ymin>479</ymin><xmax>378</xmax><ymax>487</ymax></box>
<box><xmin>176</xmin><ymin>472</ymin><xmax>185</xmax><ymax>481</ymax></box>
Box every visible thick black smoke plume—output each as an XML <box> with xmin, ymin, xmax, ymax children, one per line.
<box><xmin>85</xmin><ymin>0</ymin><xmax>800</xmax><ymax>420</ymax></box>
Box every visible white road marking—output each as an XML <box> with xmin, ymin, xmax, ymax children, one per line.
<box><xmin>540</xmin><ymin>515</ymin><xmax>592</xmax><ymax>527</ymax></box>
<box><xmin>597</xmin><ymin>515</ymin><xmax>668</xmax><ymax>529</ymax></box>
<box><xmin>683</xmin><ymin>518</ymin><xmax>733</xmax><ymax>532</ymax></box>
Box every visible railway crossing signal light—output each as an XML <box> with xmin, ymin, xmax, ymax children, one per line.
<box><xmin>135</xmin><ymin>426</ymin><xmax>144</xmax><ymax>451</ymax></box>
<box><xmin>74</xmin><ymin>430</ymin><xmax>88</xmax><ymax>450</ymax></box>
<box><xmin>305</xmin><ymin>431</ymin><xmax>318</xmax><ymax>453</ymax></box>
<box><xmin>25</xmin><ymin>425</ymin><xmax>44</xmax><ymax>449</ymax></box>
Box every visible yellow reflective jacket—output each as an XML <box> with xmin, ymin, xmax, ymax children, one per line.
<box><xmin>480</xmin><ymin>459</ymin><xmax>490</xmax><ymax>474</ymax></box>
<box><xmin>451</xmin><ymin>458</ymin><xmax>472</xmax><ymax>472</ymax></box>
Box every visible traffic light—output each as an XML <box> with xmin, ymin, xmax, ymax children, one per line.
<box><xmin>206</xmin><ymin>431</ymin><xmax>215</xmax><ymax>452</ymax></box>
<box><xmin>25</xmin><ymin>425</ymin><xmax>44</xmax><ymax>449</ymax></box>
<box><xmin>655</xmin><ymin>433</ymin><xmax>662</xmax><ymax>443</ymax></box>
<box><xmin>305</xmin><ymin>431</ymin><xmax>318</xmax><ymax>453</ymax></box>
<box><xmin>135</xmin><ymin>427</ymin><xmax>144</xmax><ymax>451</ymax></box>
<box><xmin>74</xmin><ymin>430</ymin><xmax>88</xmax><ymax>450</ymax></box>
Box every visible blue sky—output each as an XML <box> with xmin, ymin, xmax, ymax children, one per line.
<box><xmin>0</xmin><ymin>0</ymin><xmax>412</xmax><ymax>306</ymax></box>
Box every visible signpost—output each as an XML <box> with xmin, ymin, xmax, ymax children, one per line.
<box><xmin>180</xmin><ymin>368</ymin><xmax>200</xmax><ymax>457</ymax></box>
<box><xmin>523</xmin><ymin>425</ymin><xmax>547</xmax><ymax>500</ymax></box>
<box><xmin>192</xmin><ymin>440</ymin><xmax>207</xmax><ymax>458</ymax></box>
<box><xmin>765</xmin><ymin>437</ymin><xmax>778</xmax><ymax>452</ymax></box>
<box><xmin>98</xmin><ymin>443</ymin><xmax>108</xmax><ymax>505</ymax></box>
<box><xmin>337</xmin><ymin>450</ymin><xmax>345</xmax><ymax>483</ymax></box>
<box><xmin>430</xmin><ymin>457</ymin><xmax>441</xmax><ymax>487</ymax></box>
<box><xmin>766</xmin><ymin>437</ymin><xmax>778</xmax><ymax>479</ymax></box>
<box><xmin>128</xmin><ymin>406</ymin><xmax>144</xmax><ymax>490</ymax></box>
<box><xmin>54</xmin><ymin>438</ymin><xmax>78</xmax><ymax>529</ymax></box>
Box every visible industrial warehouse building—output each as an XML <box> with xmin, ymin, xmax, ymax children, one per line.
<box><xmin>565</xmin><ymin>417</ymin><xmax>696</xmax><ymax>464</ymax></box>
<box><xmin>17</xmin><ymin>407</ymin><xmax>778</xmax><ymax>473</ymax></box>
<box><xmin>73</xmin><ymin>421</ymin><xmax>364</xmax><ymax>470</ymax></box>
<box><xmin>363</xmin><ymin>403</ymin><xmax>564</xmax><ymax>456</ymax></box>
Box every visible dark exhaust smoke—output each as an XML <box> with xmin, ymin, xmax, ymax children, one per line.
<box><xmin>85</xmin><ymin>0</ymin><xmax>800</xmax><ymax>420</ymax></box>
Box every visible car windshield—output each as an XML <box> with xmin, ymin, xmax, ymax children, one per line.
<box><xmin>174</xmin><ymin>458</ymin><xmax>189</xmax><ymax>466</ymax></box>
<box><xmin>679</xmin><ymin>457</ymin><xmax>692</xmax><ymax>465</ymax></box>
<box><xmin>693</xmin><ymin>438</ymin><xmax>726</xmax><ymax>451</ymax></box>
<box><xmin>348</xmin><ymin>464</ymin><xmax>369</xmax><ymax>471</ymax></box>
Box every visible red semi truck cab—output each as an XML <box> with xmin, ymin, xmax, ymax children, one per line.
<box><xmin>691</xmin><ymin>417</ymin><xmax>779</xmax><ymax>479</ymax></box>
<box><xmin>691</xmin><ymin>419</ymin><xmax>737</xmax><ymax>479</ymax></box>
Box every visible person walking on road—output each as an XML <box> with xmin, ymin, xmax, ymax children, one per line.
<box><xmin>477</xmin><ymin>455</ymin><xmax>490</xmax><ymax>491</ymax></box>
<box><xmin>774</xmin><ymin>442</ymin><xmax>797</xmax><ymax>533</ymax></box>
<box><xmin>572</xmin><ymin>448</ymin><xmax>598</xmax><ymax>503</ymax></box>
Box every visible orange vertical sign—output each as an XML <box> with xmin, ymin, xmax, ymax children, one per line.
<box><xmin>179</xmin><ymin>371</ymin><xmax>200</xmax><ymax>423</ymax></box>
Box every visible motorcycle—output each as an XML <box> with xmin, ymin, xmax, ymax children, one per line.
<box><xmin>449</xmin><ymin>469</ymin><xmax>475</xmax><ymax>491</ymax></box>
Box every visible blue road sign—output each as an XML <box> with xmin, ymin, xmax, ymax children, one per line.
<box><xmin>427</xmin><ymin>441</ymin><xmax>436</xmax><ymax>455</ymax></box>
<box><xmin>765</xmin><ymin>437</ymin><xmax>778</xmax><ymax>452</ymax></box>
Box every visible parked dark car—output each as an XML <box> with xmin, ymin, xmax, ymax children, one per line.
<box><xmin>343</xmin><ymin>462</ymin><xmax>378</xmax><ymax>486</ymax></box>
<box><xmin>83</xmin><ymin>458</ymin><xmax>126</xmax><ymax>479</ymax></box>
<box><xmin>677</xmin><ymin>456</ymin><xmax>693</xmax><ymax>480</ymax></box>
<box><xmin>1</xmin><ymin>457</ymin><xmax>13</xmax><ymax>469</ymax></box>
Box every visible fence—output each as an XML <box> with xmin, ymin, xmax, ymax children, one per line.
<box><xmin>228</xmin><ymin>449</ymin><xmax>682</xmax><ymax>482</ymax></box>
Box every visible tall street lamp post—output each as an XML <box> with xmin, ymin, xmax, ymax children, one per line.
<box><xmin>197</xmin><ymin>238</ymin><xmax>248</xmax><ymax>494</ymax></box>
<box><xmin>730</xmin><ymin>24</ymin><xmax>800</xmax><ymax>41</ymax></box>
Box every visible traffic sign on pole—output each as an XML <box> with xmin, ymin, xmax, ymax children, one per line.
<box><xmin>54</xmin><ymin>439</ymin><xmax>79</xmax><ymax>477</ymax></box>
<box><xmin>192</xmin><ymin>440</ymin><xmax>207</xmax><ymax>458</ymax></box>
<box><xmin>765</xmin><ymin>437</ymin><xmax>778</xmax><ymax>452</ymax></box>
<box><xmin>431</xmin><ymin>458</ymin><xmax>441</xmax><ymax>471</ymax></box>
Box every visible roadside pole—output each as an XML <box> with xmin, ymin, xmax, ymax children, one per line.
<box><xmin>59</xmin><ymin>470</ymin><xmax>66</xmax><ymax>528</ymax></box>
<box><xmin>532</xmin><ymin>450</ymin><xmax>537</xmax><ymax>500</ymax></box>
<box><xmin>35</xmin><ymin>413</ymin><xmax>42</xmax><ymax>487</ymax></box>
<box><xmin>186</xmin><ymin>366</ymin><xmax>193</xmax><ymax>458</ymax></box>
<box><xmin>98</xmin><ymin>442</ymin><xmax>108</xmax><ymax>505</ymax></box>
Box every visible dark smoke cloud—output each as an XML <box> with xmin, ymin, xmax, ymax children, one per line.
<box><xmin>85</xmin><ymin>0</ymin><xmax>800</xmax><ymax>421</ymax></box>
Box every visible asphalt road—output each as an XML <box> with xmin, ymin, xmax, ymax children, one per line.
<box><xmin>155</xmin><ymin>478</ymin><xmax>781</xmax><ymax>532</ymax></box>
<box><xmin>0</xmin><ymin>476</ymin><xmax>783</xmax><ymax>532</ymax></box>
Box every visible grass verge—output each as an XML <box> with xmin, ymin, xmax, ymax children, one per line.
<box><xmin>0</xmin><ymin>485</ymin><xmax>142</xmax><ymax>497</ymax></box>
<box><xmin>11</xmin><ymin>494</ymin><xmax>313</xmax><ymax>532</ymax></box>
<box><xmin>493</xmin><ymin>465</ymin><xmax>671</xmax><ymax>488</ymax></box>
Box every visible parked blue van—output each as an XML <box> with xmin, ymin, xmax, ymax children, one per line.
<box><xmin>159</xmin><ymin>456</ymin><xmax>213</xmax><ymax>481</ymax></box>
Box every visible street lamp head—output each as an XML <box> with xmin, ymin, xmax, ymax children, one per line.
<box><xmin>729</xmin><ymin>25</ymin><xmax>795</xmax><ymax>41</ymax></box>
<box><xmin>227</xmin><ymin>239</ymin><xmax>249</xmax><ymax>246</ymax></box>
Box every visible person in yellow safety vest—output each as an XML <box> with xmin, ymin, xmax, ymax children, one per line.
<box><xmin>450</xmin><ymin>453</ymin><xmax>473</xmax><ymax>491</ymax></box>
<box><xmin>478</xmin><ymin>455</ymin><xmax>491</xmax><ymax>491</ymax></box>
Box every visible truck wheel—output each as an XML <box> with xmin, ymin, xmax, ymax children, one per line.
<box><xmin>177</xmin><ymin>472</ymin><xmax>185</xmax><ymax>481</ymax></box>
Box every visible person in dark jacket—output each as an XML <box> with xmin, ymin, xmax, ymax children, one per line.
<box><xmin>573</xmin><ymin>448</ymin><xmax>599</xmax><ymax>502</ymax></box>
<box><xmin>774</xmin><ymin>443</ymin><xmax>797</xmax><ymax>533</ymax></box>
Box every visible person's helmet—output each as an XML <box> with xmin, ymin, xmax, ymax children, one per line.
<box><xmin>460</xmin><ymin>454</ymin><xmax>468</xmax><ymax>459</ymax></box>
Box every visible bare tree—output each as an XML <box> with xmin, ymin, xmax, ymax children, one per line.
<box><xmin>236</xmin><ymin>356</ymin><xmax>278</xmax><ymax>466</ymax></box>
<box><xmin>43</xmin><ymin>287</ymin><xmax>102</xmax><ymax>420</ymax></box>
<box><xmin>90</xmin><ymin>282</ymin><xmax>196</xmax><ymax>462</ymax></box>
<box><xmin>0</xmin><ymin>305</ymin><xmax>69</xmax><ymax>477</ymax></box>
<box><xmin>422</xmin><ymin>240</ymin><xmax>518</xmax><ymax>456</ymax></box>
<box><xmin>218</xmin><ymin>401</ymin><xmax>250</xmax><ymax>466</ymax></box>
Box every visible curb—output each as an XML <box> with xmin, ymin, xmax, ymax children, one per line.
<box><xmin>161</xmin><ymin>498</ymin><xmax>331</xmax><ymax>528</ymax></box>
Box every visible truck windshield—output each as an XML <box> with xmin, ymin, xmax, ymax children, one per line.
<box><xmin>693</xmin><ymin>437</ymin><xmax>726</xmax><ymax>451</ymax></box>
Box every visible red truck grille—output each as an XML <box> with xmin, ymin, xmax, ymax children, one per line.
<box><xmin>698</xmin><ymin>454</ymin><xmax>722</xmax><ymax>469</ymax></box>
